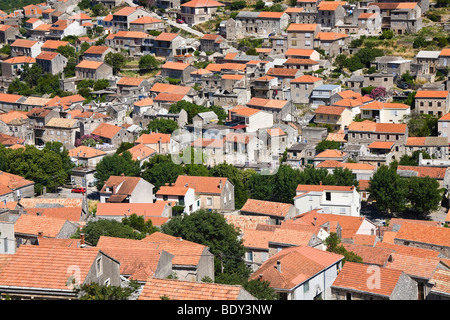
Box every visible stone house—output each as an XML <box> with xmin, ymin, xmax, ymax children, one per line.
<box><xmin>233</xmin><ymin>11</ymin><xmax>290</xmax><ymax>38</ymax></box>
<box><xmin>100</xmin><ymin>175</ymin><xmax>155</xmax><ymax>203</ymax></box>
<box><xmin>152</xmin><ymin>32</ymin><xmax>186</xmax><ymax>57</ymax></box>
<box><xmin>314</xmin><ymin>105</ymin><xmax>352</xmax><ymax>131</ymax></box>
<box><xmin>359</xmin><ymin>101</ymin><xmax>411</xmax><ymax>124</ymax></box>
<box><xmin>75</xmin><ymin>60</ymin><xmax>113</xmax><ymax>80</ymax></box>
<box><xmin>1</xmin><ymin>56</ymin><xmax>36</xmax><ymax>78</ymax></box>
<box><xmin>91</xmin><ymin>123</ymin><xmax>134</xmax><ymax>148</ymax></box>
<box><xmin>116</xmin><ymin>77</ymin><xmax>150</xmax><ymax>96</ymax></box>
<box><xmin>368</xmin><ymin>2</ymin><xmax>422</xmax><ymax>35</ymax></box>
<box><xmin>82</xmin><ymin>46</ymin><xmax>112</xmax><ymax>61</ymax></box>
<box><xmin>180</xmin><ymin>0</ymin><xmax>225</xmax><ymax>26</ymax></box>
<box><xmin>291</xmin><ymin>74</ymin><xmax>324</xmax><ymax>104</ymax></box>
<box><xmin>173</xmin><ymin>175</ymin><xmax>235</xmax><ymax>212</ymax></box>
<box><xmin>135</xmin><ymin>133</ymin><xmax>171</xmax><ymax>155</ymax></box>
<box><xmin>42</xmin><ymin>118</ymin><xmax>79</xmax><ymax>149</ymax></box>
<box><xmin>111</xmin><ymin>6</ymin><xmax>153</xmax><ymax>32</ymax></box>
<box><xmin>357</xmin><ymin>12</ymin><xmax>381</xmax><ymax>34</ymax></box>
<box><xmin>414</xmin><ymin>90</ymin><xmax>450</xmax><ymax>117</ymax></box>
<box><xmin>0</xmin><ymin>111</ymin><xmax>34</xmax><ymax>145</ymax></box>
<box><xmin>228</xmin><ymin>106</ymin><xmax>274</xmax><ymax>133</ymax></box>
<box><xmin>362</xmin><ymin>72</ymin><xmax>395</xmax><ymax>89</ymax></box>
<box><xmin>331</xmin><ymin>261</ymin><xmax>418</xmax><ymax>300</ymax></box>
<box><xmin>160</xmin><ymin>61</ymin><xmax>196</xmax><ymax>83</ymax></box>
<box><xmin>129</xmin><ymin>16</ymin><xmax>164</xmax><ymax>32</ymax></box>
<box><xmin>106</xmin><ymin>31</ymin><xmax>153</xmax><ymax>57</ymax></box>
<box><xmin>286</xmin><ymin>23</ymin><xmax>320</xmax><ymax>50</ymax></box>
<box><xmin>371</xmin><ymin>56</ymin><xmax>411</xmax><ymax>79</ymax></box>
<box><xmin>240</xmin><ymin>199</ymin><xmax>297</xmax><ymax>225</ymax></box>
<box><xmin>0</xmin><ymin>25</ymin><xmax>19</xmax><ymax>44</ymax></box>
<box><xmin>35</xmin><ymin>51</ymin><xmax>67</xmax><ymax>75</ymax></box>
<box><xmin>200</xmin><ymin>34</ymin><xmax>227</xmax><ymax>54</ymax></box>
<box><xmin>10</xmin><ymin>39</ymin><xmax>43</xmax><ymax>58</ymax></box>
<box><xmin>317</xmin><ymin>1</ymin><xmax>346</xmax><ymax>29</ymax></box>
<box><xmin>438</xmin><ymin>112</ymin><xmax>450</xmax><ymax>138</ymax></box>
<box><xmin>313</xmin><ymin>32</ymin><xmax>350</xmax><ymax>57</ymax></box>
<box><xmin>246</xmin><ymin>97</ymin><xmax>292</xmax><ymax>123</ymax></box>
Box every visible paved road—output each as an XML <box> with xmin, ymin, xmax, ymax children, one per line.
<box><xmin>149</xmin><ymin>12</ymin><xmax>204</xmax><ymax>38</ymax></box>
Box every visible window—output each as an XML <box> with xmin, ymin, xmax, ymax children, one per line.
<box><xmin>303</xmin><ymin>281</ymin><xmax>310</xmax><ymax>293</ymax></box>
<box><xmin>247</xmin><ymin>252</ymin><xmax>253</xmax><ymax>261</ymax></box>
<box><xmin>325</xmin><ymin>192</ymin><xmax>331</xmax><ymax>201</ymax></box>
<box><xmin>96</xmin><ymin>257</ymin><xmax>103</xmax><ymax>277</ymax></box>
<box><xmin>207</xmin><ymin>197</ymin><xmax>212</xmax><ymax>206</ymax></box>
<box><xmin>104</xmin><ymin>278</ymin><xmax>110</xmax><ymax>286</ymax></box>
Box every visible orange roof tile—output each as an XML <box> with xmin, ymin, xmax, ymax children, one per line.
<box><xmin>36</xmin><ymin>51</ymin><xmax>59</xmax><ymax>61</ymax></box>
<box><xmin>430</xmin><ymin>269</ymin><xmax>450</xmax><ymax>296</ymax></box>
<box><xmin>181</xmin><ymin>0</ymin><xmax>225</xmax><ymax>7</ymax></box>
<box><xmin>315</xmin><ymin>105</ymin><xmax>346</xmax><ymax>115</ymax></box>
<box><xmin>315</xmin><ymin>32</ymin><xmax>349</xmax><ymax>41</ymax></box>
<box><xmin>68</xmin><ymin>146</ymin><xmax>106</xmax><ymax>158</ymax></box>
<box><xmin>155</xmin><ymin>32</ymin><xmax>179</xmax><ymax>41</ymax></box>
<box><xmin>440</xmin><ymin>48</ymin><xmax>450</xmax><ymax>57</ymax></box>
<box><xmin>13</xmin><ymin>214</ymin><xmax>69</xmax><ymax>238</ymax></box>
<box><xmin>258</xmin><ymin>11</ymin><xmax>285</xmax><ymax>18</ymax></box>
<box><xmin>386</xmin><ymin>253</ymin><xmax>442</xmax><ymax>280</ymax></box>
<box><xmin>368</xmin><ymin>141</ymin><xmax>394</xmax><ymax>149</ymax></box>
<box><xmin>396</xmin><ymin>166</ymin><xmax>447</xmax><ymax>179</ymax></box>
<box><xmin>315</xmin><ymin>149</ymin><xmax>347</xmax><ymax>158</ymax></box>
<box><xmin>376</xmin><ymin>241</ymin><xmax>440</xmax><ymax>259</ymax></box>
<box><xmin>292</xmin><ymin>74</ymin><xmax>322</xmax><ymax>83</ymax></box>
<box><xmin>136</xmin><ymin>133</ymin><xmax>171</xmax><ymax>144</ymax></box>
<box><xmin>83</xmin><ymin>45</ymin><xmax>110</xmax><ymax>55</ymax></box>
<box><xmin>331</xmin><ymin>261</ymin><xmax>404</xmax><ymax>297</ymax></box>
<box><xmin>318</xmin><ymin>1</ymin><xmax>344</xmax><ymax>10</ymax></box>
<box><xmin>267</xmin><ymin>67</ymin><xmax>299</xmax><ymax>77</ymax></box>
<box><xmin>415</xmin><ymin>90</ymin><xmax>449</xmax><ymax>98</ymax></box>
<box><xmin>247</xmin><ymin>97</ymin><xmax>288</xmax><ymax>109</ymax></box>
<box><xmin>11</xmin><ymin>39</ymin><xmax>38</xmax><ymax>48</ymax></box>
<box><xmin>124</xmin><ymin>143</ymin><xmax>156</xmax><ymax>161</ymax></box>
<box><xmin>113</xmin><ymin>6</ymin><xmax>138</xmax><ymax>16</ymax></box>
<box><xmin>287</xmin><ymin>23</ymin><xmax>319</xmax><ymax>32</ymax></box>
<box><xmin>91</xmin><ymin>123</ymin><xmax>122</xmax><ymax>139</ymax></box>
<box><xmin>41</xmin><ymin>40</ymin><xmax>69</xmax><ymax>50</ymax></box>
<box><xmin>117</xmin><ymin>76</ymin><xmax>144</xmax><ymax>86</ymax></box>
<box><xmin>25</xmin><ymin>207</ymin><xmax>83</xmax><ymax>223</ymax></box>
<box><xmin>174</xmin><ymin>176</ymin><xmax>229</xmax><ymax>195</ymax></box>
<box><xmin>76</xmin><ymin>60</ymin><xmax>104</xmax><ymax>69</ymax></box>
<box><xmin>139</xmin><ymin>278</ymin><xmax>245</xmax><ymax>300</ymax></box>
<box><xmin>96</xmin><ymin>202</ymin><xmax>170</xmax><ymax>218</ymax></box>
<box><xmin>2</xmin><ymin>56</ymin><xmax>35</xmax><ymax>64</ymax></box>
<box><xmin>342</xmin><ymin>243</ymin><xmax>392</xmax><ymax>265</ymax></box>
<box><xmin>161</xmin><ymin>61</ymin><xmax>191</xmax><ymax>71</ymax></box>
<box><xmin>241</xmin><ymin>199</ymin><xmax>294</xmax><ymax>217</ymax></box>
<box><xmin>394</xmin><ymin>222</ymin><xmax>450</xmax><ymax>249</ymax></box>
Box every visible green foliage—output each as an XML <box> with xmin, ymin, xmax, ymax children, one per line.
<box><xmin>0</xmin><ymin>44</ymin><xmax>11</xmax><ymax>55</ymax></box>
<box><xmin>404</xmin><ymin>113</ymin><xmax>438</xmax><ymax>137</ymax></box>
<box><xmin>209</xmin><ymin>163</ymin><xmax>249</xmax><ymax>209</ymax></box>
<box><xmin>243</xmin><ymin>279</ymin><xmax>279</xmax><ymax>300</ymax></box>
<box><xmin>315</xmin><ymin>140</ymin><xmax>342</xmax><ymax>153</ymax></box>
<box><xmin>56</xmin><ymin>45</ymin><xmax>76</xmax><ymax>58</ymax></box>
<box><xmin>161</xmin><ymin>209</ymin><xmax>250</xmax><ymax>283</ymax></box>
<box><xmin>92</xmin><ymin>3</ymin><xmax>109</xmax><ymax>16</ymax></box>
<box><xmin>380</xmin><ymin>29</ymin><xmax>394</xmax><ymax>40</ymax></box>
<box><xmin>367</xmin><ymin>165</ymin><xmax>409</xmax><ymax>213</ymax></box>
<box><xmin>105</xmin><ymin>52</ymin><xmax>126</xmax><ymax>75</ymax></box>
<box><xmin>142</xmin><ymin>118</ymin><xmax>178</xmax><ymax>135</ymax></box>
<box><xmin>166</xmin><ymin>77</ymin><xmax>181</xmax><ymax>85</ymax></box>
<box><xmin>0</xmin><ymin>144</ymin><xmax>71</xmax><ymax>194</ymax></box>
<box><xmin>115</xmin><ymin>142</ymin><xmax>135</xmax><ymax>155</ymax></box>
<box><xmin>407</xmin><ymin>176</ymin><xmax>444</xmax><ymax>214</ymax></box>
<box><xmin>77</xmin><ymin>0</ymin><xmax>91</xmax><ymax>10</ymax></box>
<box><xmin>138</xmin><ymin>54</ymin><xmax>160</xmax><ymax>71</ymax></box>
<box><xmin>76</xmin><ymin>280</ymin><xmax>140</xmax><ymax>300</ymax></box>
<box><xmin>122</xmin><ymin>213</ymin><xmax>159</xmax><ymax>235</ymax></box>
<box><xmin>230</xmin><ymin>0</ymin><xmax>247</xmax><ymax>10</ymax></box>
<box><xmin>169</xmin><ymin>100</ymin><xmax>227</xmax><ymax>123</ymax></box>
<box><xmin>324</xmin><ymin>233</ymin><xmax>363</xmax><ymax>264</ymax></box>
<box><xmin>254</xmin><ymin>0</ymin><xmax>265</xmax><ymax>10</ymax></box>
<box><xmin>82</xmin><ymin>219</ymin><xmax>145</xmax><ymax>246</ymax></box>
<box><xmin>94</xmin><ymin>152</ymin><xmax>141</xmax><ymax>190</ymax></box>
<box><xmin>399</xmin><ymin>150</ymin><xmax>430</xmax><ymax>166</ymax></box>
<box><xmin>141</xmin><ymin>155</ymin><xmax>185</xmax><ymax>191</ymax></box>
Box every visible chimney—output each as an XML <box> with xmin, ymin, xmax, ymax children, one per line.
<box><xmin>38</xmin><ymin>231</ymin><xmax>43</xmax><ymax>239</ymax></box>
<box><xmin>313</xmin><ymin>217</ymin><xmax>317</xmax><ymax>226</ymax></box>
<box><xmin>80</xmin><ymin>233</ymin><xmax>85</xmax><ymax>247</ymax></box>
<box><xmin>176</xmin><ymin>237</ymin><xmax>182</xmax><ymax>241</ymax></box>
<box><xmin>319</xmin><ymin>181</ymin><xmax>322</xmax><ymax>185</ymax></box>
<box><xmin>219</xmin><ymin>180</ymin><xmax>223</xmax><ymax>189</ymax></box>
<box><xmin>276</xmin><ymin>260</ymin><xmax>281</xmax><ymax>273</ymax></box>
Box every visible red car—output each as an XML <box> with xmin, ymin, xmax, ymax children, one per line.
<box><xmin>71</xmin><ymin>187</ymin><xmax>86</xmax><ymax>193</ymax></box>
<box><xmin>176</xmin><ymin>19</ymin><xmax>184</xmax><ymax>24</ymax></box>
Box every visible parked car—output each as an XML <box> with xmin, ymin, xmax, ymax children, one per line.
<box><xmin>162</xmin><ymin>15</ymin><xmax>168</xmax><ymax>20</ymax></box>
<box><xmin>176</xmin><ymin>19</ymin><xmax>185</xmax><ymax>24</ymax></box>
<box><xmin>71</xmin><ymin>187</ymin><xmax>86</xmax><ymax>193</ymax></box>
<box><xmin>397</xmin><ymin>82</ymin><xmax>409</xmax><ymax>89</ymax></box>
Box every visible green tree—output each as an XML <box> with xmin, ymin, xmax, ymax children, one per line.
<box><xmin>76</xmin><ymin>280</ymin><xmax>140</xmax><ymax>300</ymax></box>
<box><xmin>91</xmin><ymin>3</ymin><xmax>108</xmax><ymax>16</ymax></box>
<box><xmin>243</xmin><ymin>279</ymin><xmax>278</xmax><ymax>300</ymax></box>
<box><xmin>105</xmin><ymin>52</ymin><xmax>126</xmax><ymax>75</ymax></box>
<box><xmin>209</xmin><ymin>163</ymin><xmax>249</xmax><ymax>209</ymax></box>
<box><xmin>315</xmin><ymin>139</ymin><xmax>342</xmax><ymax>153</ymax></box>
<box><xmin>399</xmin><ymin>150</ymin><xmax>431</xmax><ymax>166</ymax></box>
<box><xmin>43</xmin><ymin>141</ymin><xmax>74</xmax><ymax>174</ymax></box>
<box><xmin>367</xmin><ymin>165</ymin><xmax>408</xmax><ymax>213</ymax></box>
<box><xmin>141</xmin><ymin>156</ymin><xmax>184</xmax><ymax>191</ymax></box>
<box><xmin>324</xmin><ymin>232</ymin><xmax>363</xmax><ymax>265</ymax></box>
<box><xmin>138</xmin><ymin>54</ymin><xmax>160</xmax><ymax>72</ymax></box>
<box><xmin>94</xmin><ymin>152</ymin><xmax>141</xmax><ymax>190</ymax></box>
<box><xmin>380</xmin><ymin>29</ymin><xmax>394</xmax><ymax>40</ymax></box>
<box><xmin>122</xmin><ymin>213</ymin><xmax>159</xmax><ymax>235</ymax></box>
<box><xmin>146</xmin><ymin>118</ymin><xmax>178</xmax><ymax>134</ymax></box>
<box><xmin>81</xmin><ymin>219</ymin><xmax>145</xmax><ymax>246</ymax></box>
<box><xmin>230</xmin><ymin>0</ymin><xmax>247</xmax><ymax>10</ymax></box>
<box><xmin>271</xmin><ymin>164</ymin><xmax>301</xmax><ymax>204</ymax></box>
<box><xmin>161</xmin><ymin>210</ymin><xmax>250</xmax><ymax>283</ymax></box>
<box><xmin>407</xmin><ymin>176</ymin><xmax>444</xmax><ymax>215</ymax></box>
<box><xmin>115</xmin><ymin>142</ymin><xmax>135</xmax><ymax>155</ymax></box>
<box><xmin>57</xmin><ymin>45</ymin><xmax>76</xmax><ymax>58</ymax></box>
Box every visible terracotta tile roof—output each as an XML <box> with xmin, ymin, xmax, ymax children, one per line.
<box><xmin>241</xmin><ymin>199</ymin><xmax>294</xmax><ymax>217</ymax></box>
<box><xmin>0</xmin><ymin>184</ymin><xmax>13</xmax><ymax>196</ymax></box>
<box><xmin>76</xmin><ymin>60</ymin><xmax>104</xmax><ymax>69</ymax></box>
<box><xmin>395</xmin><ymin>222</ymin><xmax>450</xmax><ymax>249</ymax></box>
<box><xmin>415</xmin><ymin>90</ymin><xmax>449</xmax><ymax>98</ymax></box>
<box><xmin>440</xmin><ymin>48</ymin><xmax>450</xmax><ymax>57</ymax></box>
<box><xmin>100</xmin><ymin>176</ymin><xmax>142</xmax><ymax>195</ymax></box>
<box><xmin>368</xmin><ymin>141</ymin><xmax>394</xmax><ymax>149</ymax></box>
<box><xmin>315</xmin><ymin>149</ymin><xmax>347</xmax><ymax>158</ymax></box>
<box><xmin>45</xmin><ymin>118</ymin><xmax>78</xmax><ymax>128</ymax></box>
<box><xmin>360</xmin><ymin>101</ymin><xmax>409</xmax><ymax>110</ymax></box>
<box><xmin>249</xmin><ymin>246</ymin><xmax>343</xmax><ymax>289</ymax></box>
<box><xmin>161</xmin><ymin>61</ymin><xmax>191</xmax><ymax>71</ymax></box>
<box><xmin>36</xmin><ymin>51</ymin><xmax>59</xmax><ymax>61</ymax></box>
<box><xmin>351</xmin><ymin>234</ymin><xmax>377</xmax><ymax>246</ymax></box>
<box><xmin>139</xmin><ymin>278</ymin><xmax>245</xmax><ymax>300</ymax></box>
<box><xmin>267</xmin><ymin>67</ymin><xmax>299</xmax><ymax>77</ymax></box>
<box><xmin>0</xmin><ymin>246</ymin><xmax>102</xmax><ymax>291</ymax></box>
<box><xmin>130</xmin><ymin>15</ymin><xmax>162</xmax><ymax>24</ymax></box>
<box><xmin>285</xmin><ymin>7</ymin><xmax>304</xmax><ymax>12</ymax></box>
<box><xmin>315</xmin><ymin>32</ymin><xmax>349</xmax><ymax>41</ymax></box>
<box><xmin>430</xmin><ymin>269</ymin><xmax>450</xmax><ymax>296</ymax></box>
<box><xmin>222</xmin><ymin>74</ymin><xmax>244</xmax><ymax>80</ymax></box>
<box><xmin>247</xmin><ymin>97</ymin><xmax>288</xmax><ymax>109</ymax></box>
<box><xmin>376</xmin><ymin>241</ymin><xmax>440</xmax><ymax>259</ymax></box>
<box><xmin>124</xmin><ymin>143</ymin><xmax>156</xmax><ymax>161</ymax></box>
<box><xmin>386</xmin><ymin>253</ymin><xmax>442</xmax><ymax>280</ymax></box>
<box><xmin>11</xmin><ymin>39</ymin><xmax>38</xmax><ymax>48</ymax></box>
<box><xmin>331</xmin><ymin>261</ymin><xmax>403</xmax><ymax>298</ymax></box>
<box><xmin>359</xmin><ymin>12</ymin><xmax>379</xmax><ymax>19</ymax></box>
<box><xmin>155</xmin><ymin>32</ymin><xmax>179</xmax><ymax>41</ymax></box>
<box><xmin>224</xmin><ymin>132</ymin><xmax>255</xmax><ymax>144</ymax></box>
<box><xmin>191</xmin><ymin>138</ymin><xmax>223</xmax><ymax>149</ymax></box>
<box><xmin>2</xmin><ymin>56</ymin><xmax>36</xmax><ymax>64</ymax></box>
<box><xmin>318</xmin><ymin>1</ymin><xmax>344</xmax><ymax>10</ymax></box>
<box><xmin>242</xmin><ymin>228</ymin><xmax>277</xmax><ymax>249</ymax></box>
<box><xmin>0</xmin><ymin>133</ymin><xmax>24</xmax><ymax>146</ymax></box>
<box><xmin>174</xmin><ymin>175</ymin><xmax>229</xmax><ymax>195</ymax></box>
<box><xmin>83</xmin><ymin>45</ymin><xmax>110</xmax><ymax>55</ymax></box>
<box><xmin>342</xmin><ymin>243</ymin><xmax>393</xmax><ymax>265</ymax></box>
<box><xmin>287</xmin><ymin>23</ymin><xmax>319</xmax><ymax>32</ymax></box>
<box><xmin>369</xmin><ymin>2</ymin><xmax>417</xmax><ymax>9</ymax></box>
<box><xmin>0</xmin><ymin>111</ymin><xmax>28</xmax><ymax>124</ymax></box>
<box><xmin>181</xmin><ymin>0</ymin><xmax>225</xmax><ymax>7</ymax></box>
<box><xmin>258</xmin><ymin>11</ymin><xmax>285</xmax><ymax>18</ymax></box>
<box><xmin>13</xmin><ymin>214</ymin><xmax>69</xmax><ymax>237</ymax></box>
<box><xmin>0</xmin><ymin>93</ymin><xmax>24</xmax><ymax>104</ymax></box>
<box><xmin>225</xmin><ymin>214</ymin><xmax>271</xmax><ymax>233</ymax></box>
<box><xmin>296</xmin><ymin>184</ymin><xmax>354</xmax><ymax>192</ymax></box>
<box><xmin>326</xmin><ymin>132</ymin><xmax>346</xmax><ymax>142</ymax></box>
<box><xmin>136</xmin><ymin>133</ymin><xmax>171</xmax><ymax>144</ymax></box>
<box><xmin>134</xmin><ymin>97</ymin><xmax>153</xmax><ymax>107</ymax></box>
<box><xmin>117</xmin><ymin>76</ymin><xmax>144</xmax><ymax>86</ymax></box>
<box><xmin>69</xmin><ymin>13</ymin><xmax>91</xmax><ymax>20</ymax></box>
<box><xmin>91</xmin><ymin>123</ymin><xmax>122</xmax><ymax>139</ymax></box>
<box><xmin>316</xmin><ymin>160</ymin><xmax>375</xmax><ymax>171</ymax></box>
<box><xmin>315</xmin><ymin>105</ymin><xmax>346</xmax><ymax>115</ymax></box>
<box><xmin>156</xmin><ymin>185</ymin><xmax>190</xmax><ymax>196</ymax></box>
<box><xmin>96</xmin><ymin>202</ymin><xmax>170</xmax><ymax>218</ymax></box>
<box><xmin>0</xmin><ymin>171</ymin><xmax>34</xmax><ymax>190</ymax></box>
<box><xmin>150</xmin><ymin>83</ymin><xmax>192</xmax><ymax>95</ymax></box>
<box><xmin>396</xmin><ymin>165</ymin><xmax>447</xmax><ymax>179</ymax></box>
<box><xmin>68</xmin><ymin>146</ymin><xmax>105</xmax><ymax>158</ymax></box>
<box><xmin>41</xmin><ymin>40</ymin><xmax>69</xmax><ymax>50</ymax></box>
<box><xmin>267</xmin><ymin>127</ymin><xmax>286</xmax><ymax>137</ymax></box>
<box><xmin>19</xmin><ymin>198</ymin><xmax>84</xmax><ymax>208</ymax></box>
<box><xmin>113</xmin><ymin>6</ymin><xmax>138</xmax><ymax>16</ymax></box>
<box><xmin>230</xmin><ymin>106</ymin><xmax>260</xmax><ymax>117</ymax></box>
<box><xmin>337</xmin><ymin>90</ymin><xmax>362</xmax><ymax>99</ymax></box>
<box><xmin>75</xmin><ymin>111</ymin><xmax>108</xmax><ymax>119</ymax></box>
<box><xmin>25</xmin><ymin>207</ymin><xmax>83</xmax><ymax>223</ymax></box>
<box><xmin>348</xmin><ymin>120</ymin><xmax>407</xmax><ymax>133</ymax></box>
<box><xmin>284</xmin><ymin>58</ymin><xmax>319</xmax><ymax>65</ymax></box>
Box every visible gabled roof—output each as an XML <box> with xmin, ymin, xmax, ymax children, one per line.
<box><xmin>113</xmin><ymin>6</ymin><xmax>138</xmax><ymax>16</ymax></box>
<box><xmin>386</xmin><ymin>252</ymin><xmax>444</xmax><ymax>280</ymax></box>
<box><xmin>181</xmin><ymin>0</ymin><xmax>225</xmax><ymax>7</ymax></box>
<box><xmin>287</xmin><ymin>23</ymin><xmax>319</xmax><ymax>32</ymax></box>
<box><xmin>247</xmin><ymin>97</ymin><xmax>288</xmax><ymax>109</ymax></box>
<box><xmin>91</xmin><ymin>123</ymin><xmax>122</xmax><ymax>139</ymax></box>
<box><xmin>315</xmin><ymin>149</ymin><xmax>347</xmax><ymax>158</ymax></box>
<box><xmin>83</xmin><ymin>45</ymin><xmax>110</xmax><ymax>55</ymax></box>
<box><xmin>174</xmin><ymin>175</ymin><xmax>230</xmax><ymax>195</ymax></box>
<box><xmin>415</xmin><ymin>90</ymin><xmax>449</xmax><ymax>98</ymax></box>
<box><xmin>100</xmin><ymin>175</ymin><xmax>143</xmax><ymax>195</ymax></box>
<box><xmin>342</xmin><ymin>243</ymin><xmax>393</xmax><ymax>266</ymax></box>
<box><xmin>240</xmin><ymin>199</ymin><xmax>294</xmax><ymax>218</ymax></box>
<box><xmin>396</xmin><ymin>165</ymin><xmax>447</xmax><ymax>179</ymax></box>
<box><xmin>331</xmin><ymin>261</ymin><xmax>404</xmax><ymax>298</ymax></box>
<box><xmin>394</xmin><ymin>222</ymin><xmax>450</xmax><ymax>249</ymax></box>
<box><xmin>138</xmin><ymin>278</ymin><xmax>248</xmax><ymax>300</ymax></box>
<box><xmin>135</xmin><ymin>132</ymin><xmax>171</xmax><ymax>144</ymax></box>
<box><xmin>68</xmin><ymin>145</ymin><xmax>106</xmax><ymax>159</ymax></box>
<box><xmin>11</xmin><ymin>39</ymin><xmax>38</xmax><ymax>48</ymax></box>
<box><xmin>161</xmin><ymin>61</ymin><xmax>191</xmax><ymax>71</ymax></box>
<box><xmin>249</xmin><ymin>246</ymin><xmax>343</xmax><ymax>289</ymax></box>
<box><xmin>41</xmin><ymin>40</ymin><xmax>69</xmax><ymax>50</ymax></box>
<box><xmin>155</xmin><ymin>32</ymin><xmax>179</xmax><ymax>41</ymax></box>
<box><xmin>75</xmin><ymin>60</ymin><xmax>104</xmax><ymax>70</ymax></box>
<box><xmin>13</xmin><ymin>214</ymin><xmax>70</xmax><ymax>238</ymax></box>
<box><xmin>314</xmin><ymin>105</ymin><xmax>346</xmax><ymax>115</ymax></box>
<box><xmin>292</xmin><ymin>74</ymin><xmax>322</xmax><ymax>83</ymax></box>
<box><xmin>36</xmin><ymin>51</ymin><xmax>60</xmax><ymax>61</ymax></box>
<box><xmin>2</xmin><ymin>56</ymin><xmax>36</xmax><ymax>64</ymax></box>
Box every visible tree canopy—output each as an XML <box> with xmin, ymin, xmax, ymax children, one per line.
<box><xmin>94</xmin><ymin>152</ymin><xmax>141</xmax><ymax>190</ymax></box>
